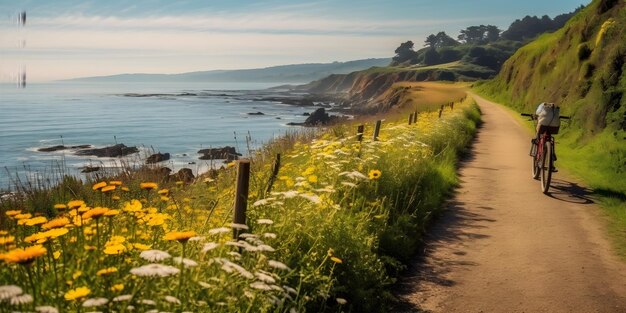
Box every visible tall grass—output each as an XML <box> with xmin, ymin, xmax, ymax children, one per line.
<box><xmin>0</xmin><ymin>99</ymin><xmax>480</xmax><ymax>312</ymax></box>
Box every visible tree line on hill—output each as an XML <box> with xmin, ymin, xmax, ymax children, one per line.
<box><xmin>391</xmin><ymin>5</ymin><xmax>585</xmax><ymax>71</ymax></box>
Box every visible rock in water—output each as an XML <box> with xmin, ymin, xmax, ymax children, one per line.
<box><xmin>146</xmin><ymin>152</ymin><xmax>170</xmax><ymax>164</ymax></box>
<box><xmin>304</xmin><ymin>108</ymin><xmax>331</xmax><ymax>126</ymax></box>
<box><xmin>38</xmin><ymin>145</ymin><xmax>66</xmax><ymax>152</ymax></box>
<box><xmin>81</xmin><ymin>166</ymin><xmax>100</xmax><ymax>173</ymax></box>
<box><xmin>198</xmin><ymin>146</ymin><xmax>241</xmax><ymax>160</ymax></box>
<box><xmin>75</xmin><ymin>144</ymin><xmax>139</xmax><ymax>158</ymax></box>
<box><xmin>247</xmin><ymin>111</ymin><xmax>265</xmax><ymax>115</ymax></box>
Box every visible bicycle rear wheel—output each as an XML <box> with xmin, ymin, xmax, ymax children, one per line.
<box><xmin>531</xmin><ymin>141</ymin><xmax>540</xmax><ymax>179</ymax></box>
<box><xmin>541</xmin><ymin>142</ymin><xmax>553</xmax><ymax>194</ymax></box>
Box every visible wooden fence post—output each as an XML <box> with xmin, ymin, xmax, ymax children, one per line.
<box><xmin>438</xmin><ymin>105</ymin><xmax>444</xmax><ymax>118</ymax></box>
<box><xmin>233</xmin><ymin>159</ymin><xmax>250</xmax><ymax>239</ymax></box>
<box><xmin>373</xmin><ymin>120</ymin><xmax>382</xmax><ymax>141</ymax></box>
<box><xmin>451</xmin><ymin>102</ymin><xmax>454</xmax><ymax>111</ymax></box>
<box><xmin>357</xmin><ymin>125</ymin><xmax>364</xmax><ymax>141</ymax></box>
<box><xmin>265</xmin><ymin>154</ymin><xmax>281</xmax><ymax>194</ymax></box>
<box><xmin>413</xmin><ymin>111</ymin><xmax>418</xmax><ymax>123</ymax></box>
<box><xmin>408</xmin><ymin>113</ymin><xmax>414</xmax><ymax>125</ymax></box>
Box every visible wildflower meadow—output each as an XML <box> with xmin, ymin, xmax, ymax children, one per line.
<box><xmin>0</xmin><ymin>99</ymin><xmax>480</xmax><ymax>312</ymax></box>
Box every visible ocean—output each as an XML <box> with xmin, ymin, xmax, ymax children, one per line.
<box><xmin>0</xmin><ymin>81</ymin><xmax>314</xmax><ymax>190</ymax></box>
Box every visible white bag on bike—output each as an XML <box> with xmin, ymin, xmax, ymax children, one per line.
<box><xmin>536</xmin><ymin>102</ymin><xmax>561</xmax><ymax>128</ymax></box>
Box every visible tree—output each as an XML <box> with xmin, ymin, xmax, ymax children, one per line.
<box><xmin>392</xmin><ymin>41</ymin><xmax>418</xmax><ymax>64</ymax></box>
<box><xmin>435</xmin><ymin>32</ymin><xmax>460</xmax><ymax>47</ymax></box>
<box><xmin>458</xmin><ymin>25</ymin><xmax>500</xmax><ymax>44</ymax></box>
<box><xmin>423</xmin><ymin>48</ymin><xmax>440</xmax><ymax>65</ymax></box>
<box><xmin>425</xmin><ymin>34</ymin><xmax>438</xmax><ymax>48</ymax></box>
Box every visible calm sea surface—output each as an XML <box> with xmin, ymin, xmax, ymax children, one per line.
<box><xmin>0</xmin><ymin>81</ymin><xmax>311</xmax><ymax>190</ymax></box>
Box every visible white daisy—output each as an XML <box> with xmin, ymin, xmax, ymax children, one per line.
<box><xmin>217</xmin><ymin>258</ymin><xmax>253</xmax><ymax>279</ymax></box>
<box><xmin>341</xmin><ymin>182</ymin><xmax>357</xmax><ymax>188</ymax></box>
<box><xmin>164</xmin><ymin>295</ymin><xmax>181</xmax><ymax>305</ymax></box>
<box><xmin>252</xmin><ymin>198</ymin><xmax>275</xmax><ymax>207</ymax></box>
<box><xmin>35</xmin><ymin>306</ymin><xmax>59</xmax><ymax>313</ymax></box>
<box><xmin>257</xmin><ymin>218</ymin><xmax>274</xmax><ymax>225</ymax></box>
<box><xmin>239</xmin><ymin>233</ymin><xmax>258</xmax><ymax>239</ymax></box>
<box><xmin>256</xmin><ymin>244</ymin><xmax>275</xmax><ymax>252</ymax></box>
<box><xmin>130</xmin><ymin>264</ymin><xmax>180</xmax><ymax>277</ymax></box>
<box><xmin>255</xmin><ymin>272</ymin><xmax>276</xmax><ymax>284</ymax></box>
<box><xmin>268</xmin><ymin>260</ymin><xmax>291</xmax><ymax>271</ymax></box>
<box><xmin>139</xmin><ymin>250</ymin><xmax>171</xmax><ymax>262</ymax></box>
<box><xmin>82</xmin><ymin>298</ymin><xmax>109</xmax><ymax>307</ymax></box>
<box><xmin>208</xmin><ymin>227</ymin><xmax>230</xmax><ymax>235</ymax></box>
<box><xmin>299</xmin><ymin>193</ymin><xmax>321</xmax><ymax>204</ymax></box>
<box><xmin>173</xmin><ymin>257</ymin><xmax>198</xmax><ymax>267</ymax></box>
<box><xmin>10</xmin><ymin>293</ymin><xmax>33</xmax><ymax>305</ymax></box>
<box><xmin>0</xmin><ymin>285</ymin><xmax>22</xmax><ymax>300</ymax></box>
<box><xmin>188</xmin><ymin>236</ymin><xmax>205</xmax><ymax>242</ymax></box>
<box><xmin>202</xmin><ymin>242</ymin><xmax>219</xmax><ymax>252</ymax></box>
<box><xmin>230</xmin><ymin>223</ymin><xmax>249</xmax><ymax>230</ymax></box>
<box><xmin>263</xmin><ymin>232</ymin><xmax>277</xmax><ymax>239</ymax></box>
<box><xmin>112</xmin><ymin>295</ymin><xmax>133</xmax><ymax>302</ymax></box>
<box><xmin>336</xmin><ymin>298</ymin><xmax>348</xmax><ymax>305</ymax></box>
<box><xmin>249</xmin><ymin>282</ymin><xmax>272</xmax><ymax>291</ymax></box>
<box><xmin>283</xmin><ymin>285</ymin><xmax>298</xmax><ymax>295</ymax></box>
<box><xmin>140</xmin><ymin>299</ymin><xmax>157</xmax><ymax>305</ymax></box>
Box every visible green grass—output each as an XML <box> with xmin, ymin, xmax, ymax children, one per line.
<box><xmin>0</xmin><ymin>99</ymin><xmax>481</xmax><ymax>312</ymax></box>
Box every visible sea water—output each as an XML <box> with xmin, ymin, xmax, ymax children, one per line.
<box><xmin>0</xmin><ymin>81</ymin><xmax>312</xmax><ymax>190</ymax></box>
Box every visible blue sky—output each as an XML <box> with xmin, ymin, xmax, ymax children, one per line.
<box><xmin>0</xmin><ymin>0</ymin><xmax>589</xmax><ymax>81</ymax></box>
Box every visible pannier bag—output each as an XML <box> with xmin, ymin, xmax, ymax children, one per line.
<box><xmin>536</xmin><ymin>102</ymin><xmax>561</xmax><ymax>134</ymax></box>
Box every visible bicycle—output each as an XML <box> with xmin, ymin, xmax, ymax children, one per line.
<box><xmin>521</xmin><ymin>113</ymin><xmax>570</xmax><ymax>194</ymax></box>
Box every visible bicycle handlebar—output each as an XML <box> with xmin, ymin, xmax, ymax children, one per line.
<box><xmin>520</xmin><ymin>113</ymin><xmax>571</xmax><ymax>120</ymax></box>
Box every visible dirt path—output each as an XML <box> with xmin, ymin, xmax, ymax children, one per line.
<box><xmin>396</xmin><ymin>94</ymin><xmax>626</xmax><ymax>312</ymax></box>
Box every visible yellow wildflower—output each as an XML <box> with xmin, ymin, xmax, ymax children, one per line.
<box><xmin>53</xmin><ymin>251</ymin><xmax>61</xmax><ymax>259</ymax></box>
<box><xmin>42</xmin><ymin>217</ymin><xmax>70</xmax><ymax>230</ymax></box>
<box><xmin>112</xmin><ymin>196</ymin><xmax>121</xmax><ymax>201</ymax></box>
<box><xmin>302</xmin><ymin>166</ymin><xmax>316</xmax><ymax>176</ymax></box>
<box><xmin>308</xmin><ymin>175</ymin><xmax>318</xmax><ymax>183</ymax></box>
<box><xmin>123</xmin><ymin>200</ymin><xmax>142</xmax><ymax>213</ymax></box>
<box><xmin>109</xmin><ymin>181</ymin><xmax>123</xmax><ymax>186</ymax></box>
<box><xmin>0</xmin><ymin>236</ymin><xmax>15</xmax><ymax>245</ymax></box>
<box><xmin>160</xmin><ymin>196</ymin><xmax>170</xmax><ymax>202</ymax></box>
<box><xmin>104</xmin><ymin>209</ymin><xmax>120</xmax><ymax>217</ymax></box>
<box><xmin>64</xmin><ymin>286</ymin><xmax>90</xmax><ymax>301</ymax></box>
<box><xmin>92</xmin><ymin>181</ymin><xmax>107</xmax><ymax>191</ymax></box>
<box><xmin>67</xmin><ymin>200</ymin><xmax>85</xmax><ymax>209</ymax></box>
<box><xmin>82</xmin><ymin>207</ymin><xmax>110</xmax><ymax>219</ymax></box>
<box><xmin>14</xmin><ymin>213</ymin><xmax>32</xmax><ymax>220</ymax></box>
<box><xmin>140</xmin><ymin>182</ymin><xmax>158</xmax><ymax>190</ymax></box>
<box><xmin>2</xmin><ymin>245</ymin><xmax>47</xmax><ymax>265</ymax></box>
<box><xmin>5</xmin><ymin>210</ymin><xmax>22</xmax><ymax>217</ymax></box>
<box><xmin>96</xmin><ymin>267</ymin><xmax>118</xmax><ymax>276</ymax></box>
<box><xmin>54</xmin><ymin>204</ymin><xmax>67</xmax><ymax>210</ymax></box>
<box><xmin>110</xmin><ymin>284</ymin><xmax>124</xmax><ymax>292</ymax></box>
<box><xmin>101</xmin><ymin>185</ymin><xmax>116</xmax><ymax>193</ymax></box>
<box><xmin>24</xmin><ymin>216</ymin><xmax>48</xmax><ymax>226</ymax></box>
<box><xmin>103</xmin><ymin>244</ymin><xmax>126</xmax><ymax>255</ymax></box>
<box><xmin>72</xmin><ymin>271</ymin><xmax>82</xmax><ymax>280</ymax></box>
<box><xmin>121</xmin><ymin>187</ymin><xmax>130</xmax><ymax>192</ymax></box>
<box><xmin>330</xmin><ymin>256</ymin><xmax>343</xmax><ymax>264</ymax></box>
<box><xmin>368</xmin><ymin>169</ymin><xmax>382</xmax><ymax>180</ymax></box>
<box><xmin>157</xmin><ymin>189</ymin><xmax>169</xmax><ymax>195</ymax></box>
<box><xmin>163</xmin><ymin>231</ymin><xmax>196</xmax><ymax>243</ymax></box>
<box><xmin>132</xmin><ymin>243</ymin><xmax>151</xmax><ymax>251</ymax></box>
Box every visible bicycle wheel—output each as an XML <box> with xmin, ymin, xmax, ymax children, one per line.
<box><xmin>541</xmin><ymin>142</ymin><xmax>553</xmax><ymax>194</ymax></box>
<box><xmin>531</xmin><ymin>142</ymin><xmax>540</xmax><ymax>179</ymax></box>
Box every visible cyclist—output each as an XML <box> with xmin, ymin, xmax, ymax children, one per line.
<box><xmin>534</xmin><ymin>102</ymin><xmax>559</xmax><ymax>172</ymax></box>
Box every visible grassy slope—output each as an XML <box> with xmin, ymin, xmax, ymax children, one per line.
<box><xmin>474</xmin><ymin>0</ymin><xmax>626</xmax><ymax>255</ymax></box>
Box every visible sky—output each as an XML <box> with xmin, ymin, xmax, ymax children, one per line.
<box><xmin>0</xmin><ymin>0</ymin><xmax>589</xmax><ymax>82</ymax></box>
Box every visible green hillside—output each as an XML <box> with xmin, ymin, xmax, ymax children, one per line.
<box><xmin>476</xmin><ymin>0</ymin><xmax>626</xmax><ymax>252</ymax></box>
